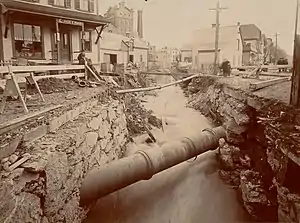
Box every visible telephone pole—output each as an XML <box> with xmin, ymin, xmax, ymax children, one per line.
<box><xmin>209</xmin><ymin>0</ymin><xmax>228</xmax><ymax>75</ymax></box>
<box><xmin>274</xmin><ymin>32</ymin><xmax>280</xmax><ymax>64</ymax></box>
<box><xmin>290</xmin><ymin>0</ymin><xmax>300</xmax><ymax>106</ymax></box>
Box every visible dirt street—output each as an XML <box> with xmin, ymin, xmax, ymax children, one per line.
<box><xmin>84</xmin><ymin>75</ymin><xmax>248</xmax><ymax>223</ymax></box>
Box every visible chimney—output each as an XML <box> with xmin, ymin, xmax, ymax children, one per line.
<box><xmin>119</xmin><ymin>0</ymin><xmax>125</xmax><ymax>8</ymax></box>
<box><xmin>137</xmin><ymin>10</ymin><xmax>143</xmax><ymax>39</ymax></box>
<box><xmin>211</xmin><ymin>24</ymin><xmax>216</xmax><ymax>28</ymax></box>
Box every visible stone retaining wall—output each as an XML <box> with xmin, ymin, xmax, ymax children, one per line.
<box><xmin>0</xmin><ymin>95</ymin><xmax>128</xmax><ymax>222</ymax></box>
<box><xmin>185</xmin><ymin>76</ymin><xmax>300</xmax><ymax>222</ymax></box>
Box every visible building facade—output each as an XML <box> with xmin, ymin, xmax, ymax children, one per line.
<box><xmin>100</xmin><ymin>24</ymin><xmax>148</xmax><ymax>71</ymax></box>
<box><xmin>103</xmin><ymin>1</ymin><xmax>134</xmax><ymax>37</ymax></box>
<box><xmin>240</xmin><ymin>24</ymin><xmax>264</xmax><ymax>65</ymax></box>
<box><xmin>191</xmin><ymin>24</ymin><xmax>243</xmax><ymax>72</ymax></box>
<box><xmin>155</xmin><ymin>47</ymin><xmax>171</xmax><ymax>69</ymax></box>
<box><xmin>0</xmin><ymin>0</ymin><xmax>107</xmax><ymax>64</ymax></box>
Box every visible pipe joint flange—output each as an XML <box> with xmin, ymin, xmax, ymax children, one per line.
<box><xmin>135</xmin><ymin>150</ymin><xmax>154</xmax><ymax>180</ymax></box>
<box><xmin>202</xmin><ymin>128</ymin><xmax>219</xmax><ymax>145</ymax></box>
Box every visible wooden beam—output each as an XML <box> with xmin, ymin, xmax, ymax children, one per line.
<box><xmin>0</xmin><ymin>105</ymin><xmax>63</xmax><ymax>135</ymax></box>
<box><xmin>232</xmin><ymin>65</ymin><xmax>292</xmax><ymax>69</ymax></box>
<box><xmin>0</xmin><ymin>64</ymin><xmax>84</xmax><ymax>73</ymax></box>
<box><xmin>249</xmin><ymin>77</ymin><xmax>289</xmax><ymax>91</ymax></box>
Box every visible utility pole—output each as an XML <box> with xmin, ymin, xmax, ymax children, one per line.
<box><xmin>290</xmin><ymin>0</ymin><xmax>300</xmax><ymax>106</ymax></box>
<box><xmin>274</xmin><ymin>32</ymin><xmax>280</xmax><ymax>64</ymax></box>
<box><xmin>209</xmin><ymin>0</ymin><xmax>228</xmax><ymax>75</ymax></box>
<box><xmin>96</xmin><ymin>0</ymin><xmax>101</xmax><ymax>67</ymax></box>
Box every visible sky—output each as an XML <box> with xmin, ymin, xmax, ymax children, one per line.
<box><xmin>99</xmin><ymin>0</ymin><xmax>298</xmax><ymax>55</ymax></box>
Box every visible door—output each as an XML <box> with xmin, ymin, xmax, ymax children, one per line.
<box><xmin>60</xmin><ymin>31</ymin><xmax>71</xmax><ymax>63</ymax></box>
<box><xmin>51</xmin><ymin>30</ymin><xmax>72</xmax><ymax>64</ymax></box>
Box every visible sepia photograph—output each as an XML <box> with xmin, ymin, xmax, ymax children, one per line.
<box><xmin>0</xmin><ymin>0</ymin><xmax>299</xmax><ymax>222</ymax></box>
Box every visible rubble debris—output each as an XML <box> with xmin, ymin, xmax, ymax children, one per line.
<box><xmin>27</xmin><ymin>77</ymin><xmax>78</xmax><ymax>94</ymax></box>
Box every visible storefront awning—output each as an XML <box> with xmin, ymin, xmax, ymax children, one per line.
<box><xmin>0</xmin><ymin>0</ymin><xmax>109</xmax><ymax>27</ymax></box>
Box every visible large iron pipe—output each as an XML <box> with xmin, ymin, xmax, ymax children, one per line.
<box><xmin>79</xmin><ymin>126</ymin><xmax>226</xmax><ymax>207</ymax></box>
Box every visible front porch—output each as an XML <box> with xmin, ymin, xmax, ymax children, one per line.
<box><xmin>0</xmin><ymin>0</ymin><xmax>107</xmax><ymax>65</ymax></box>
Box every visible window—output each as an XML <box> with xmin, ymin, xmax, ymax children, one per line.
<box><xmin>140</xmin><ymin>55</ymin><xmax>143</xmax><ymax>62</ymax></box>
<box><xmin>81</xmin><ymin>31</ymin><xmax>92</xmax><ymax>52</ymax></box>
<box><xmin>75</xmin><ymin>0</ymin><xmax>94</xmax><ymax>12</ymax></box>
<box><xmin>13</xmin><ymin>23</ymin><xmax>43</xmax><ymax>59</ymax></box>
<box><xmin>237</xmin><ymin>39</ymin><xmax>240</xmax><ymax>50</ymax></box>
<box><xmin>48</xmin><ymin>0</ymin><xmax>71</xmax><ymax>8</ymax></box>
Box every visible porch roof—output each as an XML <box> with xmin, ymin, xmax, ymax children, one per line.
<box><xmin>0</xmin><ymin>0</ymin><xmax>109</xmax><ymax>26</ymax></box>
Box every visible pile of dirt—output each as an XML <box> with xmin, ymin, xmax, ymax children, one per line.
<box><xmin>124</xmin><ymin>95</ymin><xmax>162</xmax><ymax>136</ymax></box>
<box><xmin>28</xmin><ymin>77</ymin><xmax>78</xmax><ymax>94</ymax></box>
<box><xmin>186</xmin><ymin>76</ymin><xmax>217</xmax><ymax>94</ymax></box>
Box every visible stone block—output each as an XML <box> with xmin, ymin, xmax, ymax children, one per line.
<box><xmin>98</xmin><ymin>120</ymin><xmax>110</xmax><ymax>139</ymax></box>
<box><xmin>75</xmin><ymin>124</ymin><xmax>89</xmax><ymax>147</ymax></box>
<box><xmin>108</xmin><ymin>107</ymin><xmax>116</xmax><ymax>122</ymax></box>
<box><xmin>88</xmin><ymin>117</ymin><xmax>102</xmax><ymax>130</ymax></box>
<box><xmin>44</xmin><ymin>152</ymin><xmax>69</xmax><ymax>221</ymax></box>
<box><xmin>49</xmin><ymin>113</ymin><xmax>67</xmax><ymax>133</ymax></box>
<box><xmin>247</xmin><ymin>97</ymin><xmax>263</xmax><ymax>110</ymax></box>
<box><xmin>0</xmin><ymin>137</ymin><xmax>21</xmax><ymax>160</ymax></box>
<box><xmin>23</xmin><ymin>125</ymin><xmax>48</xmax><ymax>144</ymax></box>
<box><xmin>85</xmin><ymin>132</ymin><xmax>98</xmax><ymax>148</ymax></box>
<box><xmin>224</xmin><ymin>87</ymin><xmax>247</xmax><ymax>102</ymax></box>
<box><xmin>63</xmin><ymin>196</ymin><xmax>84</xmax><ymax>223</ymax></box>
<box><xmin>0</xmin><ymin>181</ymin><xmax>16</xmax><ymax>223</ymax></box>
<box><xmin>4</xmin><ymin>193</ymin><xmax>42</xmax><ymax>223</ymax></box>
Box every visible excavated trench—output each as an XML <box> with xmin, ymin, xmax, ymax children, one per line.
<box><xmin>179</xmin><ymin>75</ymin><xmax>300</xmax><ymax>222</ymax></box>
<box><xmin>2</xmin><ymin>73</ymin><xmax>300</xmax><ymax>222</ymax></box>
<box><xmin>84</xmin><ymin>75</ymin><xmax>249</xmax><ymax>223</ymax></box>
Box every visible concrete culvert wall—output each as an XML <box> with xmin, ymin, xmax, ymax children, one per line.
<box><xmin>182</xmin><ymin>76</ymin><xmax>300</xmax><ymax>222</ymax></box>
<box><xmin>0</xmin><ymin>91</ymin><xmax>129</xmax><ymax>222</ymax></box>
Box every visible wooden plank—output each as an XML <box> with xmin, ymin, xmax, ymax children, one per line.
<box><xmin>0</xmin><ymin>64</ymin><xmax>84</xmax><ymax>73</ymax></box>
<box><xmin>260</xmin><ymin>72</ymin><xmax>292</xmax><ymax>77</ymax></box>
<box><xmin>232</xmin><ymin>65</ymin><xmax>292</xmax><ymax>69</ymax></box>
<box><xmin>33</xmin><ymin>73</ymin><xmax>85</xmax><ymax>81</ymax></box>
<box><xmin>249</xmin><ymin>77</ymin><xmax>289</xmax><ymax>91</ymax></box>
<box><xmin>0</xmin><ymin>105</ymin><xmax>63</xmax><ymax>135</ymax></box>
<box><xmin>8</xmin><ymin>156</ymin><xmax>30</xmax><ymax>172</ymax></box>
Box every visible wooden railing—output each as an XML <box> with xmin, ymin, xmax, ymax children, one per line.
<box><xmin>231</xmin><ymin>65</ymin><xmax>292</xmax><ymax>69</ymax></box>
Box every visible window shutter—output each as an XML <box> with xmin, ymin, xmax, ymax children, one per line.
<box><xmin>75</xmin><ymin>0</ymin><xmax>80</xmax><ymax>10</ymax></box>
<box><xmin>48</xmin><ymin>0</ymin><xmax>54</xmax><ymax>5</ymax></box>
<box><xmin>65</xmin><ymin>0</ymin><xmax>71</xmax><ymax>8</ymax></box>
<box><xmin>89</xmin><ymin>0</ymin><xmax>95</xmax><ymax>12</ymax></box>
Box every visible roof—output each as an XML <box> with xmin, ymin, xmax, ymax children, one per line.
<box><xmin>101</xmin><ymin>32</ymin><xmax>129</xmax><ymax>51</ymax></box>
<box><xmin>100</xmin><ymin>32</ymin><xmax>148</xmax><ymax>51</ymax></box>
<box><xmin>192</xmin><ymin>25</ymin><xmax>239</xmax><ymax>50</ymax></box>
<box><xmin>133</xmin><ymin>37</ymin><xmax>148</xmax><ymax>49</ymax></box>
<box><xmin>240</xmin><ymin>24</ymin><xmax>261</xmax><ymax>40</ymax></box>
<box><xmin>0</xmin><ymin>0</ymin><xmax>108</xmax><ymax>26</ymax></box>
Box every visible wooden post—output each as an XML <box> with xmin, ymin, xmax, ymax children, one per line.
<box><xmin>0</xmin><ymin>13</ymin><xmax>4</xmax><ymax>62</ymax></box>
<box><xmin>209</xmin><ymin>0</ymin><xmax>228</xmax><ymax>75</ymax></box>
<box><xmin>290</xmin><ymin>0</ymin><xmax>300</xmax><ymax>106</ymax></box>
<box><xmin>56</xmin><ymin>19</ymin><xmax>60</xmax><ymax>64</ymax></box>
<box><xmin>81</xmin><ymin>23</ymin><xmax>85</xmax><ymax>52</ymax></box>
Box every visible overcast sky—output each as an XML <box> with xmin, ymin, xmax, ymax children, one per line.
<box><xmin>99</xmin><ymin>0</ymin><xmax>298</xmax><ymax>55</ymax></box>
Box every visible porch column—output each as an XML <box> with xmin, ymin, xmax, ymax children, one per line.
<box><xmin>55</xmin><ymin>19</ymin><xmax>60</xmax><ymax>64</ymax></box>
<box><xmin>81</xmin><ymin>23</ymin><xmax>85</xmax><ymax>52</ymax></box>
<box><xmin>0</xmin><ymin>14</ymin><xmax>4</xmax><ymax>62</ymax></box>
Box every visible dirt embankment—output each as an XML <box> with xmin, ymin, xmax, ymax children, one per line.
<box><xmin>0</xmin><ymin>70</ymin><xmax>162</xmax><ymax>223</ymax></box>
<box><xmin>182</xmin><ymin>76</ymin><xmax>300</xmax><ymax>223</ymax></box>
<box><xmin>111</xmin><ymin>71</ymin><xmax>162</xmax><ymax>139</ymax></box>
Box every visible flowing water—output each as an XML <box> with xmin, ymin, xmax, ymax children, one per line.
<box><xmin>84</xmin><ymin>75</ymin><xmax>248</xmax><ymax>223</ymax></box>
